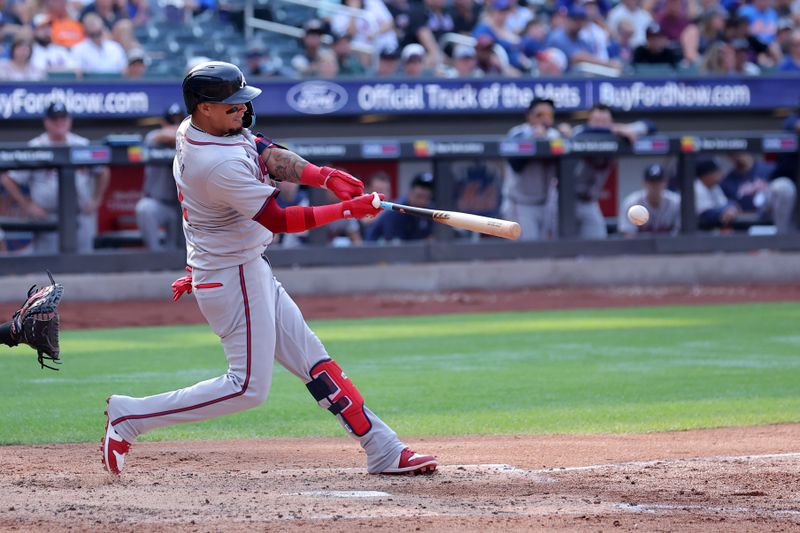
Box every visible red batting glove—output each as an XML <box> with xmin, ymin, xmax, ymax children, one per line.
<box><xmin>301</xmin><ymin>164</ymin><xmax>364</xmax><ymax>200</ymax></box>
<box><xmin>341</xmin><ymin>193</ymin><xmax>384</xmax><ymax>219</ymax></box>
<box><xmin>171</xmin><ymin>266</ymin><xmax>193</xmax><ymax>301</ymax></box>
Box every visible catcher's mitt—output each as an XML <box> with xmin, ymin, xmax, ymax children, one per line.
<box><xmin>11</xmin><ymin>271</ymin><xmax>63</xmax><ymax>370</ymax></box>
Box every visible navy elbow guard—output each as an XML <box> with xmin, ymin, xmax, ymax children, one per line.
<box><xmin>306</xmin><ymin>359</ymin><xmax>372</xmax><ymax>437</ymax></box>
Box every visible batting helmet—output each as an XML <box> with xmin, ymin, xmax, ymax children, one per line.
<box><xmin>182</xmin><ymin>61</ymin><xmax>262</xmax><ymax>127</ymax></box>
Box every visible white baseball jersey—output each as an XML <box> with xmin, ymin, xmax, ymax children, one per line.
<box><xmin>694</xmin><ymin>180</ymin><xmax>729</xmax><ymax>214</ymax></box>
<box><xmin>173</xmin><ymin>119</ymin><xmax>277</xmax><ymax>270</ymax></box>
<box><xmin>9</xmin><ymin>132</ymin><xmax>100</xmax><ymax>212</ymax></box>
<box><xmin>618</xmin><ymin>189</ymin><xmax>681</xmax><ymax>235</ymax></box>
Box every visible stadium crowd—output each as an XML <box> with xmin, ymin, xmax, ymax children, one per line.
<box><xmin>1</xmin><ymin>0</ymin><xmax>800</xmax><ymax>79</ymax></box>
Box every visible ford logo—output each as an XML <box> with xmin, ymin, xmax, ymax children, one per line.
<box><xmin>286</xmin><ymin>81</ymin><xmax>348</xmax><ymax>114</ymax></box>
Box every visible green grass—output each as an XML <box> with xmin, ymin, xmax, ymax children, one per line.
<box><xmin>2</xmin><ymin>301</ymin><xmax>799</xmax><ymax>444</ymax></box>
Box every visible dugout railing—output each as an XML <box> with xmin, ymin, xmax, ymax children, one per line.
<box><xmin>0</xmin><ymin>132</ymin><xmax>799</xmax><ymax>275</ymax></box>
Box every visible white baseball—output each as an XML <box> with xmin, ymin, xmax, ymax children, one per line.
<box><xmin>627</xmin><ymin>204</ymin><xmax>649</xmax><ymax>226</ymax></box>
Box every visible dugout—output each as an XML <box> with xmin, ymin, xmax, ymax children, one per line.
<box><xmin>0</xmin><ymin>131</ymin><xmax>799</xmax><ymax>277</ymax></box>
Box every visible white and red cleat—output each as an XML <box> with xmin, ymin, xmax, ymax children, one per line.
<box><xmin>101</xmin><ymin>410</ymin><xmax>131</xmax><ymax>475</ymax></box>
<box><xmin>379</xmin><ymin>447</ymin><xmax>438</xmax><ymax>475</ymax></box>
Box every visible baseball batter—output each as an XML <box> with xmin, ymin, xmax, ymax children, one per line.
<box><xmin>102</xmin><ymin>61</ymin><xmax>437</xmax><ymax>476</ymax></box>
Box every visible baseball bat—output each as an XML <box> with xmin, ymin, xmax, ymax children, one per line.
<box><xmin>370</xmin><ymin>193</ymin><xmax>521</xmax><ymax>240</ymax></box>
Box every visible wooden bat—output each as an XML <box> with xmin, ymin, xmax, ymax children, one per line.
<box><xmin>370</xmin><ymin>193</ymin><xmax>521</xmax><ymax>240</ymax></box>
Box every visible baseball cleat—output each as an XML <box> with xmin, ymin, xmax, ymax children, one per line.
<box><xmin>379</xmin><ymin>447</ymin><xmax>438</xmax><ymax>475</ymax></box>
<box><xmin>101</xmin><ymin>407</ymin><xmax>131</xmax><ymax>475</ymax></box>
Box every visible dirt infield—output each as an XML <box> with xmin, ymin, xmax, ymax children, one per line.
<box><xmin>1</xmin><ymin>284</ymin><xmax>799</xmax><ymax>531</ymax></box>
<box><xmin>2</xmin><ymin>282</ymin><xmax>799</xmax><ymax>330</ymax></box>
<box><xmin>2</xmin><ymin>427</ymin><xmax>800</xmax><ymax>532</ymax></box>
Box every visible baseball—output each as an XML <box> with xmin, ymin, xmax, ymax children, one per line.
<box><xmin>627</xmin><ymin>204</ymin><xmax>649</xmax><ymax>226</ymax></box>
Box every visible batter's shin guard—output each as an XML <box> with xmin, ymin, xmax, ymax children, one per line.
<box><xmin>306</xmin><ymin>358</ymin><xmax>372</xmax><ymax>437</ymax></box>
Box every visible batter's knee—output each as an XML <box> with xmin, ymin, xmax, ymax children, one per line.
<box><xmin>237</xmin><ymin>385</ymin><xmax>269</xmax><ymax>410</ymax></box>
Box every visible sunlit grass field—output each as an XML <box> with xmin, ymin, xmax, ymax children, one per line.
<box><xmin>1</xmin><ymin>302</ymin><xmax>798</xmax><ymax>444</ymax></box>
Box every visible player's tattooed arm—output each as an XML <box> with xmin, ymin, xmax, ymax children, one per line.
<box><xmin>260</xmin><ymin>148</ymin><xmax>307</xmax><ymax>184</ymax></box>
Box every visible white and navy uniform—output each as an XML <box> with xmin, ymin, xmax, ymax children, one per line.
<box><xmin>8</xmin><ymin>132</ymin><xmax>104</xmax><ymax>254</ymax></box>
<box><xmin>618</xmin><ymin>189</ymin><xmax>681</xmax><ymax>235</ymax></box>
<box><xmin>107</xmin><ymin>119</ymin><xmax>404</xmax><ymax>473</ymax></box>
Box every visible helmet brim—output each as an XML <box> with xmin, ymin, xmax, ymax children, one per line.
<box><xmin>221</xmin><ymin>85</ymin><xmax>262</xmax><ymax>105</ymax></box>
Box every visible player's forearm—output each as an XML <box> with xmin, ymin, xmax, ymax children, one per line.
<box><xmin>261</xmin><ymin>147</ymin><xmax>309</xmax><ymax>184</ymax></box>
<box><xmin>254</xmin><ymin>198</ymin><xmax>343</xmax><ymax>233</ymax></box>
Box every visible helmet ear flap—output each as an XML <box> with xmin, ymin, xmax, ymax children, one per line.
<box><xmin>242</xmin><ymin>101</ymin><xmax>255</xmax><ymax>129</ymax></box>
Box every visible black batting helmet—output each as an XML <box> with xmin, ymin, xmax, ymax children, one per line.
<box><xmin>182</xmin><ymin>61</ymin><xmax>262</xmax><ymax>127</ymax></box>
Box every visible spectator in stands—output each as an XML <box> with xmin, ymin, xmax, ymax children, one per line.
<box><xmin>580</xmin><ymin>0</ymin><xmax>614</xmax><ymax>63</ymax></box>
<box><xmin>731</xmin><ymin>38</ymin><xmax>761</xmax><ymax>74</ymax></box>
<box><xmin>385</xmin><ymin>0</ymin><xmax>411</xmax><ymax>44</ymax></box>
<box><xmin>633</xmin><ymin>23</ymin><xmax>680</xmax><ymax>69</ymax></box>
<box><xmin>520</xmin><ymin>18</ymin><xmax>547</xmax><ymax>59</ymax></box>
<box><xmin>504</xmin><ymin>0</ymin><xmax>533</xmax><ymax>36</ymax></box>
<box><xmin>607</xmin><ymin>18</ymin><xmax>637</xmax><ymax>64</ymax></box>
<box><xmin>472</xmin><ymin>0</ymin><xmax>529</xmax><ymax>73</ymax></box>
<box><xmin>545</xmin><ymin>5</ymin><xmax>621</xmax><ymax>73</ymax></box>
<box><xmin>331</xmin><ymin>0</ymin><xmax>397</xmax><ymax>57</ymax></box>
<box><xmin>134</xmin><ymin>103</ymin><xmax>183</xmax><ymax>251</ymax></box>
<box><xmin>778</xmin><ymin>30</ymin><xmax>800</xmax><ymax>71</ymax></box>
<box><xmin>401</xmin><ymin>42</ymin><xmax>433</xmax><ymax>76</ymax></box>
<box><xmin>701</xmin><ymin>40</ymin><xmax>735</xmax><ymax>73</ymax></box>
<box><xmin>311</xmin><ymin>48</ymin><xmax>340</xmax><ymax>78</ymax></box>
<box><xmin>80</xmin><ymin>0</ymin><xmax>127</xmax><ymax>30</ymax></box>
<box><xmin>30</xmin><ymin>14</ymin><xmax>77</xmax><ymax>73</ymax></box>
<box><xmin>123</xmin><ymin>47</ymin><xmax>146</xmax><ymax>77</ymax></box>
<box><xmin>111</xmin><ymin>18</ymin><xmax>140</xmax><ymax>53</ymax></box>
<box><xmin>694</xmin><ymin>157</ymin><xmax>740</xmax><ymax>231</ymax></box>
<box><xmin>72</xmin><ymin>13</ymin><xmax>127</xmax><ymax>74</ymax></box>
<box><xmin>655</xmin><ymin>0</ymin><xmax>697</xmax><ymax>62</ymax></box>
<box><xmin>723</xmin><ymin>152</ymin><xmax>797</xmax><ymax>233</ymax></box>
<box><xmin>502</xmin><ymin>97</ymin><xmax>561</xmax><ymax>241</ymax></box>
<box><xmin>446</xmin><ymin>43</ymin><xmax>483</xmax><ymax>77</ymax></box>
<box><xmin>291</xmin><ymin>18</ymin><xmax>327</xmax><ymax>76</ymax></box>
<box><xmin>699</xmin><ymin>9</ymin><xmax>727</xmax><ymax>53</ymax></box>
<box><xmin>0</xmin><ymin>102</ymin><xmax>110</xmax><ymax>254</ymax></box>
<box><xmin>0</xmin><ymin>227</ymin><xmax>6</xmax><ymax>253</ymax></box>
<box><xmin>402</xmin><ymin>0</ymin><xmax>454</xmax><ymax>69</ymax></box>
<box><xmin>655</xmin><ymin>0</ymin><xmax>691</xmax><ymax>42</ymax></box>
<box><xmin>772</xmin><ymin>18</ymin><xmax>793</xmax><ymax>57</ymax></box>
<box><xmin>474</xmin><ymin>34</ymin><xmax>508</xmax><ymax>75</ymax></box>
<box><xmin>126</xmin><ymin>0</ymin><xmax>149</xmax><ymax>26</ymax></box>
<box><xmin>0</xmin><ymin>33</ymin><xmax>47</xmax><ymax>81</ymax></box>
<box><xmin>0</xmin><ymin>0</ymin><xmax>23</xmax><ymax>43</ymax></box>
<box><xmin>44</xmin><ymin>0</ymin><xmax>85</xmax><ymax>48</ymax></box>
<box><xmin>332</xmin><ymin>30</ymin><xmax>367</xmax><ymax>75</ymax></box>
<box><xmin>558</xmin><ymin>104</ymin><xmax>655</xmax><ymax>239</ymax></box>
<box><xmin>607</xmin><ymin>0</ymin><xmax>653</xmax><ymax>47</ymax></box>
<box><xmin>365</xmin><ymin>172</ymin><xmax>435</xmax><ymax>243</ymax></box>
<box><xmin>534</xmin><ymin>47</ymin><xmax>568</xmax><ymax>75</ymax></box>
<box><xmin>451</xmin><ymin>0</ymin><xmax>480</xmax><ymax>35</ymax></box>
<box><xmin>274</xmin><ymin>181</ymin><xmax>309</xmax><ymax>248</ymax></box>
<box><xmin>723</xmin><ymin>14</ymin><xmax>774</xmax><ymax>66</ymax></box>
<box><xmin>375</xmin><ymin>45</ymin><xmax>401</xmax><ymax>75</ymax></box>
<box><xmin>739</xmin><ymin>0</ymin><xmax>779</xmax><ymax>45</ymax></box>
<box><xmin>618</xmin><ymin>164</ymin><xmax>681</xmax><ymax>237</ymax></box>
